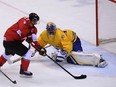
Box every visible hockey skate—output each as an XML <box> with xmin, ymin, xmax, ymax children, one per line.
<box><xmin>96</xmin><ymin>58</ymin><xmax>108</xmax><ymax>68</ymax></box>
<box><xmin>20</xmin><ymin>65</ymin><xmax>33</xmax><ymax>77</ymax></box>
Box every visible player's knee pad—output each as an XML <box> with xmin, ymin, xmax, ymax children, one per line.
<box><xmin>2</xmin><ymin>52</ymin><xmax>13</xmax><ymax>60</ymax></box>
<box><xmin>66</xmin><ymin>55</ymin><xmax>78</xmax><ymax>65</ymax></box>
<box><xmin>23</xmin><ymin>50</ymin><xmax>32</xmax><ymax>60</ymax></box>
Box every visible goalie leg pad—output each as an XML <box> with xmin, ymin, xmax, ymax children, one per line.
<box><xmin>67</xmin><ymin>55</ymin><xmax>78</xmax><ymax>64</ymax></box>
<box><xmin>70</xmin><ymin>52</ymin><xmax>101</xmax><ymax>66</ymax></box>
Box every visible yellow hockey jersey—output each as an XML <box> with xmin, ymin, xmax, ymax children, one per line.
<box><xmin>37</xmin><ymin>28</ymin><xmax>76</xmax><ymax>53</ymax></box>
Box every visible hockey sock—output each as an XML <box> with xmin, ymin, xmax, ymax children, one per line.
<box><xmin>0</xmin><ymin>55</ymin><xmax>7</xmax><ymax>66</ymax></box>
<box><xmin>21</xmin><ymin>58</ymin><xmax>30</xmax><ymax>71</ymax></box>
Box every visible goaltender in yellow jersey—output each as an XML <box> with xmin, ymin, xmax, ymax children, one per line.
<box><xmin>37</xmin><ymin>22</ymin><xmax>108</xmax><ymax>68</ymax></box>
<box><xmin>38</xmin><ymin>28</ymin><xmax>73</xmax><ymax>54</ymax></box>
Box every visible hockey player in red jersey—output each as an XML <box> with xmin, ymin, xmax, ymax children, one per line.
<box><xmin>0</xmin><ymin>13</ymin><xmax>46</xmax><ymax>77</ymax></box>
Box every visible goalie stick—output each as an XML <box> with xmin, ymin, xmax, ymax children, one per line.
<box><xmin>0</xmin><ymin>69</ymin><xmax>17</xmax><ymax>84</ymax></box>
<box><xmin>46</xmin><ymin>54</ymin><xmax>87</xmax><ymax>79</ymax></box>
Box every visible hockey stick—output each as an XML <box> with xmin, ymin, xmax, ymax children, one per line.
<box><xmin>0</xmin><ymin>69</ymin><xmax>17</xmax><ymax>84</ymax></box>
<box><xmin>46</xmin><ymin>54</ymin><xmax>87</xmax><ymax>79</ymax></box>
<box><xmin>32</xmin><ymin>45</ymin><xmax>87</xmax><ymax>79</ymax></box>
<box><xmin>31</xmin><ymin>44</ymin><xmax>51</xmax><ymax>57</ymax></box>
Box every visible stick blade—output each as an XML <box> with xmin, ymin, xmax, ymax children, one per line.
<box><xmin>74</xmin><ymin>74</ymin><xmax>87</xmax><ymax>79</ymax></box>
<box><xmin>13</xmin><ymin>80</ymin><xmax>17</xmax><ymax>84</ymax></box>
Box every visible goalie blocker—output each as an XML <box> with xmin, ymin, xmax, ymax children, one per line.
<box><xmin>52</xmin><ymin>51</ymin><xmax>108</xmax><ymax>68</ymax></box>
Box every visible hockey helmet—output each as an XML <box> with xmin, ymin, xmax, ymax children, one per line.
<box><xmin>46</xmin><ymin>22</ymin><xmax>56</xmax><ymax>35</ymax></box>
<box><xmin>29</xmin><ymin>13</ymin><xmax>39</xmax><ymax>25</ymax></box>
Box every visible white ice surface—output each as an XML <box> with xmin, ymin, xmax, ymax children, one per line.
<box><xmin>0</xmin><ymin>0</ymin><xmax>116</xmax><ymax>87</ymax></box>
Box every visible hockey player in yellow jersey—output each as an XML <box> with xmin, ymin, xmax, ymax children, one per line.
<box><xmin>37</xmin><ymin>22</ymin><xmax>108</xmax><ymax>68</ymax></box>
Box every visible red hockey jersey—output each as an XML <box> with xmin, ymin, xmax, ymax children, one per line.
<box><xmin>4</xmin><ymin>17</ymin><xmax>37</xmax><ymax>42</ymax></box>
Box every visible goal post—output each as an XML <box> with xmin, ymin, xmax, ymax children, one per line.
<box><xmin>95</xmin><ymin>0</ymin><xmax>116</xmax><ymax>46</ymax></box>
<box><xmin>95</xmin><ymin>0</ymin><xmax>99</xmax><ymax>46</ymax></box>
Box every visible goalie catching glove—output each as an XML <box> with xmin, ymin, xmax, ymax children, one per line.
<box><xmin>31</xmin><ymin>41</ymin><xmax>46</xmax><ymax>56</ymax></box>
<box><xmin>52</xmin><ymin>49</ymin><xmax>68</xmax><ymax>62</ymax></box>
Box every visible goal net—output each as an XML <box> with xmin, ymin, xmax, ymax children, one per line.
<box><xmin>96</xmin><ymin>0</ymin><xmax>116</xmax><ymax>45</ymax></box>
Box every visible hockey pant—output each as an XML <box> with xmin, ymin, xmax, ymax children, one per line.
<box><xmin>0</xmin><ymin>41</ymin><xmax>33</xmax><ymax>73</ymax></box>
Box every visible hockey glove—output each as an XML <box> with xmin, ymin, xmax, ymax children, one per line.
<box><xmin>56</xmin><ymin>49</ymin><xmax>67</xmax><ymax>62</ymax></box>
<box><xmin>38</xmin><ymin>48</ymin><xmax>47</xmax><ymax>56</ymax></box>
<box><xmin>26</xmin><ymin>37</ymin><xmax>32</xmax><ymax>43</ymax></box>
<box><xmin>31</xmin><ymin>41</ymin><xmax>46</xmax><ymax>56</ymax></box>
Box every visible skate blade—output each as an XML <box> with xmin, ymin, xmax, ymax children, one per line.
<box><xmin>20</xmin><ymin>74</ymin><xmax>33</xmax><ymax>78</ymax></box>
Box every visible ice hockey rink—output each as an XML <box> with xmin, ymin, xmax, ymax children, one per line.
<box><xmin>0</xmin><ymin>0</ymin><xmax>116</xmax><ymax>87</ymax></box>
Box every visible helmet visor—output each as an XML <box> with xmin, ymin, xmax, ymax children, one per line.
<box><xmin>46</xmin><ymin>24</ymin><xmax>56</xmax><ymax>35</ymax></box>
<box><xmin>47</xmin><ymin>28</ymin><xmax>56</xmax><ymax>35</ymax></box>
<box><xmin>31</xmin><ymin>18</ymin><xmax>39</xmax><ymax>25</ymax></box>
